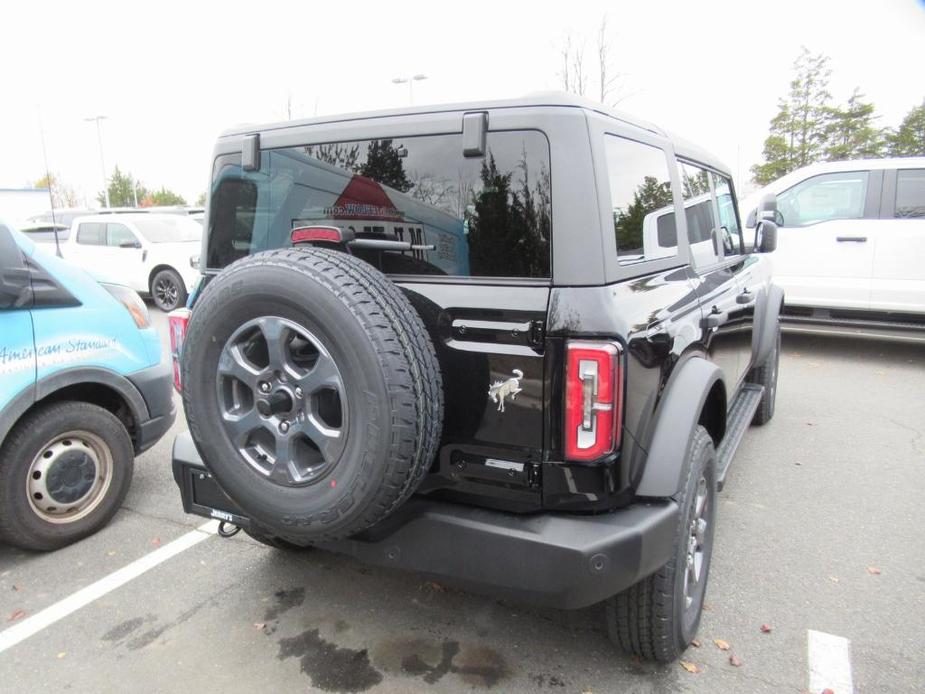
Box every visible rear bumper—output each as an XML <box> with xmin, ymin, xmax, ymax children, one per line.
<box><xmin>128</xmin><ymin>360</ymin><xmax>176</xmax><ymax>452</ymax></box>
<box><xmin>172</xmin><ymin>431</ymin><xmax>678</xmax><ymax>609</ymax></box>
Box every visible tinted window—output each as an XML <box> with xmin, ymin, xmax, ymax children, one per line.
<box><xmin>678</xmin><ymin>161</ymin><xmax>721</xmax><ymax>267</ymax></box>
<box><xmin>777</xmin><ymin>171</ymin><xmax>868</xmax><ymax>226</ymax></box>
<box><xmin>107</xmin><ymin>223</ymin><xmax>137</xmax><ymax>247</ymax></box>
<box><xmin>895</xmin><ymin>169</ymin><xmax>925</xmax><ymax>219</ymax></box>
<box><xmin>76</xmin><ymin>222</ymin><xmax>105</xmax><ymax>245</ymax></box>
<box><xmin>712</xmin><ymin>173</ymin><xmax>743</xmax><ymax>255</ymax></box>
<box><xmin>605</xmin><ymin>136</ymin><xmax>677</xmax><ymax>264</ymax></box>
<box><xmin>207</xmin><ymin>131</ymin><xmax>551</xmax><ymax>278</ymax></box>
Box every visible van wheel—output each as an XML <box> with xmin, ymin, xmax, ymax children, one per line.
<box><xmin>0</xmin><ymin>402</ymin><xmax>134</xmax><ymax>551</ymax></box>
<box><xmin>605</xmin><ymin>426</ymin><xmax>716</xmax><ymax>662</ymax></box>
<box><xmin>749</xmin><ymin>326</ymin><xmax>780</xmax><ymax>425</ymax></box>
<box><xmin>151</xmin><ymin>268</ymin><xmax>187</xmax><ymax>311</ymax></box>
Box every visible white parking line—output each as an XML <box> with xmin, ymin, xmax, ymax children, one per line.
<box><xmin>808</xmin><ymin>629</ymin><xmax>854</xmax><ymax>694</ymax></box>
<box><xmin>0</xmin><ymin>520</ymin><xmax>218</xmax><ymax>654</ymax></box>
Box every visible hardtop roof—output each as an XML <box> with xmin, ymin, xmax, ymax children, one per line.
<box><xmin>218</xmin><ymin>91</ymin><xmax>733</xmax><ymax>178</ymax></box>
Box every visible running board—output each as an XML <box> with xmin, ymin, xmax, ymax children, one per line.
<box><xmin>716</xmin><ymin>384</ymin><xmax>764</xmax><ymax>491</ymax></box>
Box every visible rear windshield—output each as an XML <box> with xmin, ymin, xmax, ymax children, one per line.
<box><xmin>133</xmin><ymin>217</ymin><xmax>202</xmax><ymax>243</ymax></box>
<box><xmin>206</xmin><ymin>131</ymin><xmax>551</xmax><ymax>278</ymax></box>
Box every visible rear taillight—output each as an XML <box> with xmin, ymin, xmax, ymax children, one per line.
<box><xmin>168</xmin><ymin>308</ymin><xmax>191</xmax><ymax>392</ymax></box>
<box><xmin>564</xmin><ymin>341</ymin><xmax>623</xmax><ymax>462</ymax></box>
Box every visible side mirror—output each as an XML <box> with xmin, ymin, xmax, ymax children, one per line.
<box><xmin>758</xmin><ymin>193</ymin><xmax>779</xmax><ymax>224</ymax></box>
<box><xmin>756</xmin><ymin>220</ymin><xmax>778</xmax><ymax>253</ymax></box>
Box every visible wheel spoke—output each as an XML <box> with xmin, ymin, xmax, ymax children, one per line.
<box><xmin>259</xmin><ymin>318</ymin><xmax>299</xmax><ymax>378</ymax></box>
<box><xmin>218</xmin><ymin>346</ymin><xmax>264</xmax><ymax>390</ymax></box>
<box><xmin>296</xmin><ymin>415</ymin><xmax>342</xmax><ymax>462</ymax></box>
<box><xmin>297</xmin><ymin>352</ymin><xmax>342</xmax><ymax>395</ymax></box>
<box><xmin>269</xmin><ymin>435</ymin><xmax>301</xmax><ymax>484</ymax></box>
<box><xmin>222</xmin><ymin>407</ymin><xmax>265</xmax><ymax>448</ymax></box>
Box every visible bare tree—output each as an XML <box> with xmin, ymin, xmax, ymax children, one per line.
<box><xmin>560</xmin><ymin>19</ymin><xmax>626</xmax><ymax>103</ymax></box>
<box><xmin>597</xmin><ymin>16</ymin><xmax>623</xmax><ymax>105</ymax></box>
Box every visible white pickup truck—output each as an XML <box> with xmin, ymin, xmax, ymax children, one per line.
<box><xmin>61</xmin><ymin>213</ymin><xmax>202</xmax><ymax>311</ymax></box>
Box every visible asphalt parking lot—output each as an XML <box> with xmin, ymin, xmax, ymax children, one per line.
<box><xmin>0</xmin><ymin>308</ymin><xmax>922</xmax><ymax>693</ymax></box>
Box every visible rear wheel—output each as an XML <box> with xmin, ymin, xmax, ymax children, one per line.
<box><xmin>151</xmin><ymin>268</ymin><xmax>187</xmax><ymax>311</ymax></box>
<box><xmin>749</xmin><ymin>325</ymin><xmax>780</xmax><ymax>425</ymax></box>
<box><xmin>606</xmin><ymin>426</ymin><xmax>716</xmax><ymax>662</ymax></box>
<box><xmin>0</xmin><ymin>402</ymin><xmax>134</xmax><ymax>551</ymax></box>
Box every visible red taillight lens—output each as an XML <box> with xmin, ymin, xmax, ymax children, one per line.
<box><xmin>168</xmin><ymin>308</ymin><xmax>191</xmax><ymax>392</ymax></box>
<box><xmin>564</xmin><ymin>341</ymin><xmax>623</xmax><ymax>462</ymax></box>
<box><xmin>291</xmin><ymin>226</ymin><xmax>344</xmax><ymax>244</ymax></box>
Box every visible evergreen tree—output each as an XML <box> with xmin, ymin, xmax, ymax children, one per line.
<box><xmin>143</xmin><ymin>187</ymin><xmax>187</xmax><ymax>206</ymax></box>
<box><xmin>824</xmin><ymin>89</ymin><xmax>885</xmax><ymax>160</ymax></box>
<box><xmin>888</xmin><ymin>99</ymin><xmax>925</xmax><ymax>156</ymax></box>
<box><xmin>614</xmin><ymin>176</ymin><xmax>674</xmax><ymax>253</ymax></box>
<box><xmin>359</xmin><ymin>140</ymin><xmax>412</xmax><ymax>192</ymax></box>
<box><xmin>752</xmin><ymin>48</ymin><xmax>832</xmax><ymax>184</ymax></box>
<box><xmin>97</xmin><ymin>166</ymin><xmax>147</xmax><ymax>207</ymax></box>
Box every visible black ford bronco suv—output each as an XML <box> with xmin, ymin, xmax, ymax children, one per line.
<box><xmin>169</xmin><ymin>93</ymin><xmax>782</xmax><ymax>662</ymax></box>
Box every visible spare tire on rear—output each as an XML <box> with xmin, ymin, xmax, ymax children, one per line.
<box><xmin>182</xmin><ymin>247</ymin><xmax>443</xmax><ymax>543</ymax></box>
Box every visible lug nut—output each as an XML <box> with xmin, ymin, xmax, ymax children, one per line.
<box><xmin>279</xmin><ymin>421</ymin><xmax>290</xmax><ymax>433</ymax></box>
<box><xmin>294</xmin><ymin>387</ymin><xmax>303</xmax><ymax>399</ymax></box>
<box><xmin>259</xmin><ymin>382</ymin><xmax>270</xmax><ymax>393</ymax></box>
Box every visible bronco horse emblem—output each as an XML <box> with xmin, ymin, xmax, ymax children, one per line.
<box><xmin>488</xmin><ymin>369</ymin><xmax>523</xmax><ymax>412</ymax></box>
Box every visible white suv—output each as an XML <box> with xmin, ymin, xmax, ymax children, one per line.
<box><xmin>740</xmin><ymin>158</ymin><xmax>925</xmax><ymax>322</ymax></box>
<box><xmin>62</xmin><ymin>213</ymin><xmax>201</xmax><ymax>311</ymax></box>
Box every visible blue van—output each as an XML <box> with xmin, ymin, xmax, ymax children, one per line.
<box><xmin>0</xmin><ymin>221</ymin><xmax>174</xmax><ymax>550</ymax></box>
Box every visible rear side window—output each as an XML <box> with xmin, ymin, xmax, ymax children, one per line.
<box><xmin>106</xmin><ymin>223</ymin><xmax>137</xmax><ymax>247</ymax></box>
<box><xmin>677</xmin><ymin>161</ymin><xmax>721</xmax><ymax>267</ymax></box>
<box><xmin>895</xmin><ymin>169</ymin><xmax>925</xmax><ymax>218</ymax></box>
<box><xmin>76</xmin><ymin>222</ymin><xmax>105</xmax><ymax>245</ymax></box>
<box><xmin>777</xmin><ymin>171</ymin><xmax>868</xmax><ymax>226</ymax></box>
<box><xmin>207</xmin><ymin>131</ymin><xmax>551</xmax><ymax>279</ymax></box>
<box><xmin>604</xmin><ymin>135</ymin><xmax>677</xmax><ymax>265</ymax></box>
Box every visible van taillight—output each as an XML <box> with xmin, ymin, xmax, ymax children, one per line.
<box><xmin>168</xmin><ymin>308</ymin><xmax>191</xmax><ymax>392</ymax></box>
<box><xmin>564</xmin><ymin>341</ymin><xmax>623</xmax><ymax>462</ymax></box>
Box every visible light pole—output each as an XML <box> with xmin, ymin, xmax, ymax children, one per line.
<box><xmin>392</xmin><ymin>74</ymin><xmax>428</xmax><ymax>105</ymax></box>
<box><xmin>85</xmin><ymin>115</ymin><xmax>110</xmax><ymax>208</ymax></box>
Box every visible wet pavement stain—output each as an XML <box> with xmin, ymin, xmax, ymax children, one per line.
<box><xmin>277</xmin><ymin>629</ymin><xmax>383</xmax><ymax>693</ymax></box>
<box><xmin>374</xmin><ymin>637</ymin><xmax>507</xmax><ymax>688</ymax></box>
<box><xmin>101</xmin><ymin>617</ymin><xmax>146</xmax><ymax>642</ymax></box>
<box><xmin>264</xmin><ymin>587</ymin><xmax>305</xmax><ymax>621</ymax></box>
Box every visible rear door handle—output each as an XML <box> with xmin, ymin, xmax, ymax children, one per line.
<box><xmin>836</xmin><ymin>236</ymin><xmax>867</xmax><ymax>243</ymax></box>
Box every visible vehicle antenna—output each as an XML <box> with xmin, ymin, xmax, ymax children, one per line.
<box><xmin>37</xmin><ymin>107</ymin><xmax>62</xmax><ymax>258</ymax></box>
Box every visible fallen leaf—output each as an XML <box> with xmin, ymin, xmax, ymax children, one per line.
<box><xmin>253</xmin><ymin>622</ymin><xmax>266</xmax><ymax>630</ymax></box>
<box><xmin>7</xmin><ymin>609</ymin><xmax>25</xmax><ymax>622</ymax></box>
<box><xmin>56</xmin><ymin>652</ymin><xmax>67</xmax><ymax>659</ymax></box>
<box><xmin>729</xmin><ymin>654</ymin><xmax>743</xmax><ymax>667</ymax></box>
<box><xmin>829</xmin><ymin>576</ymin><xmax>840</xmax><ymax>584</ymax></box>
<box><xmin>420</xmin><ymin>580</ymin><xmax>444</xmax><ymax>592</ymax></box>
<box><xmin>867</xmin><ymin>566</ymin><xmax>881</xmax><ymax>575</ymax></box>
<box><xmin>107</xmin><ymin>551</ymin><xmax>117</xmax><ymax>557</ymax></box>
<box><xmin>679</xmin><ymin>661</ymin><xmax>700</xmax><ymax>674</ymax></box>
<box><xmin>760</xmin><ymin>624</ymin><xmax>772</xmax><ymax>633</ymax></box>
<box><xmin>150</xmin><ymin>537</ymin><xmax>162</xmax><ymax>547</ymax></box>
<box><xmin>11</xmin><ymin>585</ymin><xmax>18</xmax><ymax>591</ymax></box>
<box><xmin>805</xmin><ymin>422</ymin><xmax>815</xmax><ymax>426</ymax></box>
<box><xmin>691</xmin><ymin>639</ymin><xmax>701</xmax><ymax>648</ymax></box>
<box><xmin>702</xmin><ymin>602</ymin><xmax>712</xmax><ymax>611</ymax></box>
<box><xmin>713</xmin><ymin>638</ymin><xmax>730</xmax><ymax>651</ymax></box>
<box><xmin>822</xmin><ymin>689</ymin><xmax>835</xmax><ymax>694</ymax></box>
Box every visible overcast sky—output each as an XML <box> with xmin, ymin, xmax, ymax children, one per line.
<box><xmin>2</xmin><ymin>0</ymin><xmax>923</xmax><ymax>208</ymax></box>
